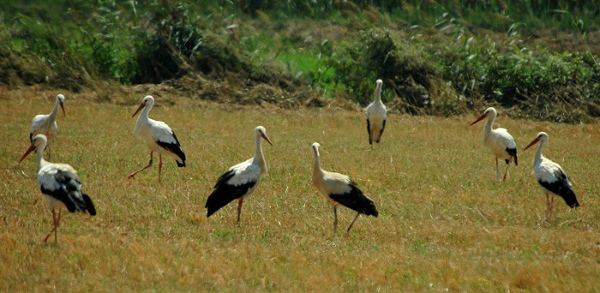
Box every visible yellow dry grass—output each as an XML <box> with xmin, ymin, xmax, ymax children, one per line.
<box><xmin>1</xmin><ymin>90</ymin><xmax>599</xmax><ymax>292</ymax></box>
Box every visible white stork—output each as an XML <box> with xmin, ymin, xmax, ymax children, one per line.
<box><xmin>19</xmin><ymin>134</ymin><xmax>96</xmax><ymax>244</ymax></box>
<box><xmin>470</xmin><ymin>107</ymin><xmax>518</xmax><ymax>181</ymax></box>
<box><xmin>205</xmin><ymin>126</ymin><xmax>273</xmax><ymax>223</ymax></box>
<box><xmin>28</xmin><ymin>94</ymin><xmax>66</xmax><ymax>158</ymax></box>
<box><xmin>366</xmin><ymin>79</ymin><xmax>387</xmax><ymax>146</ymax></box>
<box><xmin>524</xmin><ymin>132</ymin><xmax>579</xmax><ymax>221</ymax></box>
<box><xmin>129</xmin><ymin>95</ymin><xmax>186</xmax><ymax>181</ymax></box>
<box><xmin>311</xmin><ymin>142</ymin><xmax>378</xmax><ymax>234</ymax></box>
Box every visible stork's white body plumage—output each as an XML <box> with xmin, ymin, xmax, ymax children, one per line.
<box><xmin>134</xmin><ymin>117</ymin><xmax>180</xmax><ymax>155</ymax></box>
<box><xmin>366</xmin><ymin>79</ymin><xmax>387</xmax><ymax>146</ymax></box>
<box><xmin>524</xmin><ymin>132</ymin><xmax>579</xmax><ymax>221</ymax></box>
<box><xmin>205</xmin><ymin>126</ymin><xmax>273</xmax><ymax>223</ymax></box>
<box><xmin>470</xmin><ymin>107</ymin><xmax>518</xmax><ymax>181</ymax></box>
<box><xmin>312</xmin><ymin>143</ymin><xmax>378</xmax><ymax>234</ymax></box>
<box><xmin>313</xmin><ymin>169</ymin><xmax>354</xmax><ymax>206</ymax></box>
<box><xmin>129</xmin><ymin>95</ymin><xmax>186</xmax><ymax>181</ymax></box>
<box><xmin>29</xmin><ymin>94</ymin><xmax>66</xmax><ymax>156</ymax></box>
<box><xmin>19</xmin><ymin>134</ymin><xmax>96</xmax><ymax>243</ymax></box>
<box><xmin>38</xmin><ymin>163</ymin><xmax>80</xmax><ymax>211</ymax></box>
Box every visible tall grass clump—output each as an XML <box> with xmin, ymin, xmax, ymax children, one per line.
<box><xmin>230</xmin><ymin>1</ymin><xmax>599</xmax><ymax>32</ymax></box>
<box><xmin>0</xmin><ymin>22</ymin><xmax>51</xmax><ymax>87</ymax></box>
<box><xmin>439</xmin><ymin>23</ymin><xmax>599</xmax><ymax>123</ymax></box>
<box><xmin>72</xmin><ymin>0</ymin><xmax>139</xmax><ymax>83</ymax></box>
<box><xmin>328</xmin><ymin>28</ymin><xmax>469</xmax><ymax>116</ymax></box>
<box><xmin>8</xmin><ymin>15</ymin><xmax>92</xmax><ymax>92</ymax></box>
<box><xmin>484</xmin><ymin>50</ymin><xmax>598</xmax><ymax>122</ymax></box>
<box><xmin>130</xmin><ymin>1</ymin><xmax>202</xmax><ymax>83</ymax></box>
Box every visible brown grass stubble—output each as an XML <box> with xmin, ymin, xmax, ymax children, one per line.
<box><xmin>1</xmin><ymin>91</ymin><xmax>599</xmax><ymax>291</ymax></box>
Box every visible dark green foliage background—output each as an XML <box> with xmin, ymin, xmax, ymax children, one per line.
<box><xmin>1</xmin><ymin>0</ymin><xmax>598</xmax><ymax>122</ymax></box>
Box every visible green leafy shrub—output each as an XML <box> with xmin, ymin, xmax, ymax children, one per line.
<box><xmin>329</xmin><ymin>29</ymin><xmax>449</xmax><ymax>113</ymax></box>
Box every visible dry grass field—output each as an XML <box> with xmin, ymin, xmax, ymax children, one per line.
<box><xmin>1</xmin><ymin>89</ymin><xmax>600</xmax><ymax>292</ymax></box>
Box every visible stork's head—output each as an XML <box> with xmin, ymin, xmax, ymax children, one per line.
<box><xmin>312</xmin><ymin>142</ymin><xmax>321</xmax><ymax>158</ymax></box>
<box><xmin>470</xmin><ymin>107</ymin><xmax>497</xmax><ymax>126</ymax></box>
<box><xmin>255</xmin><ymin>126</ymin><xmax>273</xmax><ymax>146</ymax></box>
<box><xmin>57</xmin><ymin>94</ymin><xmax>66</xmax><ymax>116</ymax></box>
<box><xmin>524</xmin><ymin>132</ymin><xmax>549</xmax><ymax>151</ymax></box>
<box><xmin>19</xmin><ymin>134</ymin><xmax>48</xmax><ymax>164</ymax></box>
<box><xmin>375</xmin><ymin>79</ymin><xmax>383</xmax><ymax>96</ymax></box>
<box><xmin>132</xmin><ymin>95</ymin><xmax>155</xmax><ymax>118</ymax></box>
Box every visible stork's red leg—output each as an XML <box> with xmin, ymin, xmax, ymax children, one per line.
<box><xmin>495</xmin><ymin>158</ymin><xmax>501</xmax><ymax>180</ymax></box>
<box><xmin>158</xmin><ymin>154</ymin><xmax>163</xmax><ymax>182</ymax></box>
<box><xmin>333</xmin><ymin>205</ymin><xmax>338</xmax><ymax>234</ymax></box>
<box><xmin>56</xmin><ymin>207</ymin><xmax>62</xmax><ymax>227</ymax></box>
<box><xmin>503</xmin><ymin>164</ymin><xmax>510</xmax><ymax>181</ymax></box>
<box><xmin>237</xmin><ymin>198</ymin><xmax>244</xmax><ymax>224</ymax></box>
<box><xmin>54</xmin><ymin>208</ymin><xmax>62</xmax><ymax>243</ymax></box>
<box><xmin>43</xmin><ymin>208</ymin><xmax>58</xmax><ymax>243</ymax></box>
<box><xmin>128</xmin><ymin>151</ymin><xmax>154</xmax><ymax>179</ymax></box>
<box><xmin>545</xmin><ymin>193</ymin><xmax>552</xmax><ymax>221</ymax></box>
<box><xmin>549</xmin><ymin>194</ymin><xmax>555</xmax><ymax>220</ymax></box>
<box><xmin>346</xmin><ymin>212</ymin><xmax>361</xmax><ymax>233</ymax></box>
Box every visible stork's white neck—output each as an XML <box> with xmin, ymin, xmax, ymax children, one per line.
<box><xmin>312</xmin><ymin>149</ymin><xmax>327</xmax><ymax>191</ymax></box>
<box><xmin>254</xmin><ymin>133</ymin><xmax>267</xmax><ymax>173</ymax></box>
<box><xmin>483</xmin><ymin>112</ymin><xmax>496</xmax><ymax>134</ymax></box>
<box><xmin>533</xmin><ymin>139</ymin><xmax>547</xmax><ymax>167</ymax></box>
<box><xmin>36</xmin><ymin>140</ymin><xmax>48</xmax><ymax>171</ymax></box>
<box><xmin>312</xmin><ymin>149</ymin><xmax>323</xmax><ymax>177</ymax></box>
<box><xmin>375</xmin><ymin>88</ymin><xmax>382</xmax><ymax>103</ymax></box>
<box><xmin>133</xmin><ymin>101</ymin><xmax>153</xmax><ymax>136</ymax></box>
<box><xmin>140</xmin><ymin>101</ymin><xmax>153</xmax><ymax>121</ymax></box>
<box><xmin>48</xmin><ymin>97</ymin><xmax>61</xmax><ymax>121</ymax></box>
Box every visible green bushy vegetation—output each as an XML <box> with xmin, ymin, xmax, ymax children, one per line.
<box><xmin>1</xmin><ymin>0</ymin><xmax>599</xmax><ymax>122</ymax></box>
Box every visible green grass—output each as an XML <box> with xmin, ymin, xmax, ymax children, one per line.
<box><xmin>1</xmin><ymin>91</ymin><xmax>599</xmax><ymax>291</ymax></box>
<box><xmin>277</xmin><ymin>49</ymin><xmax>337</xmax><ymax>91</ymax></box>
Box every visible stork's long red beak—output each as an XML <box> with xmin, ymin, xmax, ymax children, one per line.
<box><xmin>261</xmin><ymin>133</ymin><xmax>273</xmax><ymax>146</ymax></box>
<box><xmin>132</xmin><ymin>102</ymin><xmax>146</xmax><ymax>118</ymax></box>
<box><xmin>18</xmin><ymin>144</ymin><xmax>36</xmax><ymax>164</ymax></box>
<box><xmin>470</xmin><ymin>114</ymin><xmax>487</xmax><ymax>126</ymax></box>
<box><xmin>524</xmin><ymin>138</ymin><xmax>540</xmax><ymax>151</ymax></box>
<box><xmin>60</xmin><ymin>101</ymin><xmax>66</xmax><ymax>117</ymax></box>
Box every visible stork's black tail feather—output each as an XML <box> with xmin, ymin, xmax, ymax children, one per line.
<box><xmin>363</xmin><ymin>200</ymin><xmax>379</xmax><ymax>217</ymax></box>
<box><xmin>82</xmin><ymin>194</ymin><xmax>97</xmax><ymax>216</ymax></box>
<box><xmin>330</xmin><ymin>183</ymin><xmax>379</xmax><ymax>217</ymax></box>
<box><xmin>366</xmin><ymin>118</ymin><xmax>372</xmax><ymax>145</ymax></box>
<box><xmin>561</xmin><ymin>189</ymin><xmax>580</xmax><ymax>208</ymax></box>
<box><xmin>156</xmin><ymin>131</ymin><xmax>186</xmax><ymax>167</ymax></box>
<box><xmin>506</xmin><ymin>147</ymin><xmax>518</xmax><ymax>166</ymax></box>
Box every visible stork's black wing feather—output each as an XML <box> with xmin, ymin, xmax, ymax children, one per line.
<box><xmin>205</xmin><ymin>169</ymin><xmax>256</xmax><ymax>217</ymax></box>
<box><xmin>366</xmin><ymin>118</ymin><xmax>372</xmax><ymax>145</ymax></box>
<box><xmin>156</xmin><ymin>130</ymin><xmax>186</xmax><ymax>167</ymax></box>
<box><xmin>82</xmin><ymin>194</ymin><xmax>97</xmax><ymax>216</ymax></box>
<box><xmin>40</xmin><ymin>170</ymin><xmax>95</xmax><ymax>214</ymax></box>
<box><xmin>538</xmin><ymin>170</ymin><xmax>579</xmax><ymax>208</ymax></box>
<box><xmin>505</xmin><ymin>147</ymin><xmax>518</xmax><ymax>166</ymax></box>
<box><xmin>329</xmin><ymin>182</ymin><xmax>378</xmax><ymax>217</ymax></box>
<box><xmin>377</xmin><ymin>119</ymin><xmax>386</xmax><ymax>143</ymax></box>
